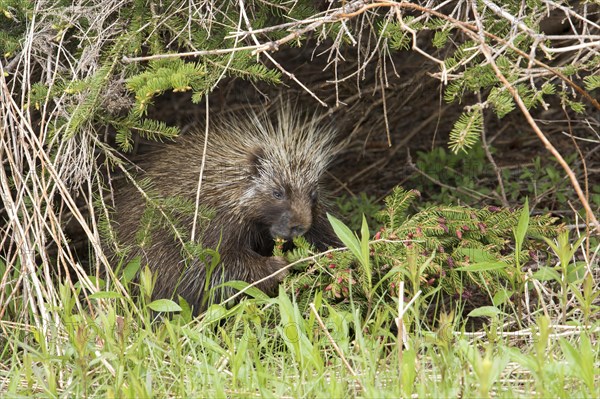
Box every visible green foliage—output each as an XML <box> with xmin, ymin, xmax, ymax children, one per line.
<box><xmin>504</xmin><ymin>153</ymin><xmax>582</xmax><ymax>205</ymax></box>
<box><xmin>287</xmin><ymin>187</ymin><xmax>560</xmax><ymax>320</ymax></box>
<box><xmin>126</xmin><ymin>55</ymin><xmax>281</xmax><ymax>116</ymax></box>
<box><xmin>6</xmin><ymin>282</ymin><xmax>598</xmax><ymax>397</ymax></box>
<box><xmin>0</xmin><ymin>0</ymin><xmax>31</xmax><ymax>57</ymax></box>
<box><xmin>370</xmin><ymin>0</ymin><xmax>599</xmax><ymax>152</ymax></box>
<box><xmin>127</xmin><ymin>59</ymin><xmax>209</xmax><ymax>115</ymax></box>
<box><xmin>2</xmin><ymin>1</ymin><xmax>598</xmax><ymax>396</ymax></box>
<box><xmin>432</xmin><ymin>29</ymin><xmax>450</xmax><ymax>49</ymax></box>
<box><xmin>410</xmin><ymin>145</ymin><xmax>594</xmax><ymax>212</ymax></box>
<box><xmin>448</xmin><ymin>108</ymin><xmax>483</xmax><ymax>154</ymax></box>
<box><xmin>446</xmin><ymin>77</ymin><xmax>559</xmax><ymax>153</ymax></box>
<box><xmin>335</xmin><ymin>192</ymin><xmax>382</xmax><ymax>233</ymax></box>
<box><xmin>113</xmin><ymin>117</ymin><xmax>180</xmax><ymax>152</ymax></box>
<box><xmin>328</xmin><ymin>214</ymin><xmax>373</xmax><ymax>300</ymax></box>
<box><xmin>379</xmin><ymin>19</ymin><xmax>412</xmax><ymax>50</ymax></box>
<box><xmin>488</xmin><ymin>86</ymin><xmax>516</xmax><ymax>117</ymax></box>
<box><xmin>562</xmin><ymin>96</ymin><xmax>586</xmax><ymax>114</ymax></box>
<box><xmin>537</xmin><ymin>230</ymin><xmax>587</xmax><ymax>323</ymax></box>
<box><xmin>410</xmin><ymin>145</ymin><xmax>490</xmax><ymax>205</ymax></box>
<box><xmin>379</xmin><ymin>186</ymin><xmax>419</xmax><ymax>230</ymax></box>
<box><xmin>1</xmin><ymin>0</ymin><xmax>289</xmax><ymax>150</ymax></box>
<box><xmin>583</xmin><ymin>75</ymin><xmax>600</xmax><ymax>91</ymax></box>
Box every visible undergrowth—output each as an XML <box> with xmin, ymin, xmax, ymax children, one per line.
<box><xmin>3</xmin><ymin>186</ymin><xmax>599</xmax><ymax>397</ymax></box>
<box><xmin>411</xmin><ymin>145</ymin><xmax>599</xmax><ymax>212</ymax></box>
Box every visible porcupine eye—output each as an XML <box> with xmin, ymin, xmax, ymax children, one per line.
<box><xmin>310</xmin><ymin>190</ymin><xmax>318</xmax><ymax>203</ymax></box>
<box><xmin>272</xmin><ymin>189</ymin><xmax>284</xmax><ymax>200</ymax></box>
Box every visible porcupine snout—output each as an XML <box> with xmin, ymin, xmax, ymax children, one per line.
<box><xmin>269</xmin><ymin>199</ymin><xmax>313</xmax><ymax>240</ymax></box>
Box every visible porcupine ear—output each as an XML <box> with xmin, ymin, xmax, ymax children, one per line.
<box><xmin>247</xmin><ymin>147</ymin><xmax>265</xmax><ymax>176</ymax></box>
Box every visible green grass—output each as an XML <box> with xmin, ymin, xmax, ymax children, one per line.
<box><xmin>2</xmin><ymin>220</ymin><xmax>599</xmax><ymax>398</ymax></box>
<box><xmin>2</xmin><ymin>287</ymin><xmax>598</xmax><ymax>397</ymax></box>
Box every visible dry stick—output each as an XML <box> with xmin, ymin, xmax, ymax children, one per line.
<box><xmin>121</xmin><ymin>1</ymin><xmax>597</xmax><ymax>223</ymax></box>
<box><xmin>462</xmin><ymin>324</ymin><xmax>600</xmax><ymax>340</ymax></box>
<box><xmin>396</xmin><ymin>281</ymin><xmax>404</xmax><ymax>380</ymax></box>
<box><xmin>457</xmin><ymin>6</ymin><xmax>600</xmax><ymax>111</ymax></box>
<box><xmin>469</xmin><ymin>5</ymin><xmax>599</xmax><ymax>233</ymax></box>
<box><xmin>122</xmin><ymin>43</ymin><xmax>264</xmax><ymax>62</ymax></box>
<box><xmin>540</xmin><ymin>0</ymin><xmax>600</xmax><ymax>30</ymax></box>
<box><xmin>269</xmin><ymin>1</ymin><xmax>600</xmax><ymax>212</ymax></box>
<box><xmin>379</xmin><ymin>62</ymin><xmax>392</xmax><ymax>146</ymax></box>
<box><xmin>396</xmin><ymin>282</ymin><xmax>421</xmax><ymax>379</ymax></box>
<box><xmin>2</xmin><ymin>75</ymin><xmax>136</xmax><ymax>319</ymax></box>
<box><xmin>24</xmin><ymin>133</ymin><xmax>94</xmax><ymax>317</ymax></box>
<box><xmin>309</xmin><ymin>303</ymin><xmax>364</xmax><ymax>392</ymax></box>
<box><xmin>396</xmin><ymin>283</ymin><xmax>421</xmax><ymax>340</ymax></box>
<box><xmin>480</xmin><ymin>0</ymin><xmax>600</xmax><ymax>53</ymax></box>
<box><xmin>0</xmin><ymin>81</ymin><xmax>48</xmax><ymax>334</ymax></box>
<box><xmin>562</xmin><ymin>108</ymin><xmax>592</xmax><ymax>258</ymax></box>
<box><xmin>478</xmin><ymin>92</ymin><xmax>509</xmax><ymax>207</ymax></box>
<box><xmin>346</xmin><ymin>0</ymin><xmax>599</xmax><ymax>230</ymax></box>
<box><xmin>122</xmin><ymin>0</ymin><xmax>599</xmax><ymax>112</ymax></box>
<box><xmin>191</xmin><ymin>95</ymin><xmax>210</xmax><ymax>241</ymax></box>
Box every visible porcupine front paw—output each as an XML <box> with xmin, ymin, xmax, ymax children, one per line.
<box><xmin>253</xmin><ymin>256</ymin><xmax>289</xmax><ymax>296</ymax></box>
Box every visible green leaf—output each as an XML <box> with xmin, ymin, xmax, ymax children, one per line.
<box><xmin>492</xmin><ymin>289</ymin><xmax>513</xmax><ymax>306</ymax></box>
<box><xmin>401</xmin><ymin>347</ymin><xmax>418</xmax><ymax>397</ymax></box>
<box><xmin>148</xmin><ymin>299</ymin><xmax>182</xmax><ymax>312</ymax></box>
<box><xmin>532</xmin><ymin>266</ymin><xmax>561</xmax><ymax>282</ymax></box>
<box><xmin>359</xmin><ymin>214</ymin><xmax>372</xmax><ymax>291</ymax></box>
<box><xmin>566</xmin><ymin>261</ymin><xmax>587</xmax><ymax>284</ymax></box>
<box><xmin>542</xmin><ymin>236</ymin><xmax>560</xmax><ymax>258</ymax></box>
<box><xmin>448</xmin><ymin>108</ymin><xmax>483</xmax><ymax>154</ymax></box>
<box><xmin>467</xmin><ymin>306</ymin><xmax>504</xmax><ymax>318</ymax></box>
<box><xmin>583</xmin><ymin>75</ymin><xmax>600</xmax><ymax>91</ymax></box>
<box><xmin>453</xmin><ymin>248</ymin><xmax>497</xmax><ymax>263</ymax></box>
<box><xmin>122</xmin><ymin>256</ymin><xmax>141</xmax><ymax>284</ymax></box>
<box><xmin>567</xmin><ymin>100</ymin><xmax>585</xmax><ymax>114</ymax></box>
<box><xmin>432</xmin><ymin>30</ymin><xmax>449</xmax><ymax>48</ymax></box>
<box><xmin>327</xmin><ymin>213</ymin><xmax>361</xmax><ymax>261</ymax></box>
<box><xmin>559</xmin><ymin>334</ymin><xmax>595</xmax><ymax>392</ymax></box>
<box><xmin>360</xmin><ymin>214</ymin><xmax>371</xmax><ymax>267</ymax></box>
<box><xmin>202</xmin><ymin>304</ymin><xmax>229</xmax><ymax>324</ymax></box>
<box><xmin>506</xmin><ymin>347</ymin><xmax>537</xmax><ymax>370</ymax></box>
<box><xmin>514</xmin><ymin>198</ymin><xmax>529</xmax><ymax>246</ymax></box>
<box><xmin>177</xmin><ymin>296</ymin><xmax>193</xmax><ymax>323</ymax></box>
<box><xmin>488</xmin><ymin>86</ymin><xmax>515</xmax><ymax>117</ymax></box>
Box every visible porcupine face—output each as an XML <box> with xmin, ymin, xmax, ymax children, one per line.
<box><xmin>244</xmin><ymin>147</ymin><xmax>322</xmax><ymax>241</ymax></box>
<box><xmin>264</xmin><ymin>185</ymin><xmax>317</xmax><ymax>241</ymax></box>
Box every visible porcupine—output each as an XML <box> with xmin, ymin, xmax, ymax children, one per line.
<box><xmin>109</xmin><ymin>105</ymin><xmax>340</xmax><ymax>314</ymax></box>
